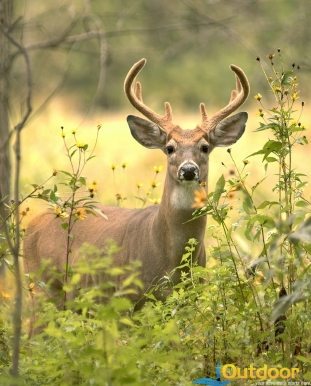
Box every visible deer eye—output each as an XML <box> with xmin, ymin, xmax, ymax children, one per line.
<box><xmin>200</xmin><ymin>144</ymin><xmax>209</xmax><ymax>153</ymax></box>
<box><xmin>166</xmin><ymin>145</ymin><xmax>175</xmax><ymax>155</ymax></box>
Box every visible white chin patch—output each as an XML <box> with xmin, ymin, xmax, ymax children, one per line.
<box><xmin>170</xmin><ymin>182</ymin><xmax>199</xmax><ymax>210</ymax></box>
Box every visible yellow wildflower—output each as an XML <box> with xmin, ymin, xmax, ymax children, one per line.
<box><xmin>54</xmin><ymin>205</ymin><xmax>69</xmax><ymax>219</ymax></box>
<box><xmin>258</xmin><ymin>109</ymin><xmax>264</xmax><ymax>118</ymax></box>
<box><xmin>28</xmin><ymin>282</ymin><xmax>36</xmax><ymax>294</ymax></box>
<box><xmin>151</xmin><ymin>181</ymin><xmax>159</xmax><ymax>189</ymax></box>
<box><xmin>153</xmin><ymin>165</ymin><xmax>163</xmax><ymax>174</ymax></box>
<box><xmin>88</xmin><ymin>181</ymin><xmax>97</xmax><ymax>192</ymax></box>
<box><xmin>54</xmin><ymin>206</ymin><xmax>62</xmax><ymax>217</ymax></box>
<box><xmin>192</xmin><ymin>189</ymin><xmax>207</xmax><ymax>209</ymax></box>
<box><xmin>75</xmin><ymin>207</ymin><xmax>88</xmax><ymax>220</ymax></box>
<box><xmin>292</xmin><ymin>92</ymin><xmax>299</xmax><ymax>102</ymax></box>
<box><xmin>76</xmin><ymin>142</ymin><xmax>87</xmax><ymax>150</ymax></box>
<box><xmin>254</xmin><ymin>93</ymin><xmax>262</xmax><ymax>101</ymax></box>
<box><xmin>115</xmin><ymin>193</ymin><xmax>122</xmax><ymax>201</ymax></box>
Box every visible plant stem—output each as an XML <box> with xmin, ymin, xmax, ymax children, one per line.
<box><xmin>228</xmin><ymin>152</ymin><xmax>277</xmax><ymax>293</ymax></box>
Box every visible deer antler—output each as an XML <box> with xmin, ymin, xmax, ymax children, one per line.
<box><xmin>124</xmin><ymin>58</ymin><xmax>175</xmax><ymax>133</ymax></box>
<box><xmin>200</xmin><ymin>64</ymin><xmax>250</xmax><ymax>132</ymax></box>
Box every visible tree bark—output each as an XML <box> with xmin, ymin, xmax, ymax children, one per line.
<box><xmin>0</xmin><ymin>0</ymin><xmax>12</xmax><ymax>202</ymax></box>
<box><xmin>0</xmin><ymin>0</ymin><xmax>13</xmax><ymax>277</ymax></box>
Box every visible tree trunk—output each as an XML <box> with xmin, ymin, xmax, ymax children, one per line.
<box><xmin>0</xmin><ymin>0</ymin><xmax>13</xmax><ymax>275</ymax></box>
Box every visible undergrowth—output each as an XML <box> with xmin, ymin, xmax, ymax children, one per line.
<box><xmin>0</xmin><ymin>52</ymin><xmax>310</xmax><ymax>385</ymax></box>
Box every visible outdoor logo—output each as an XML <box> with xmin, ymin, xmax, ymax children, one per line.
<box><xmin>193</xmin><ymin>364</ymin><xmax>230</xmax><ymax>386</ymax></box>
<box><xmin>193</xmin><ymin>363</ymin><xmax>301</xmax><ymax>385</ymax></box>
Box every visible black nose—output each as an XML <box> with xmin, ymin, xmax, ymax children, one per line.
<box><xmin>178</xmin><ymin>164</ymin><xmax>198</xmax><ymax>181</ymax></box>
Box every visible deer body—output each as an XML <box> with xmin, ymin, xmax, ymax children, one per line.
<box><xmin>24</xmin><ymin>179</ymin><xmax>207</xmax><ymax>290</ymax></box>
<box><xmin>24</xmin><ymin>58</ymin><xmax>249</xmax><ymax>298</ymax></box>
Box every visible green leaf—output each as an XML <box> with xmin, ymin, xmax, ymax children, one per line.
<box><xmin>110</xmin><ymin>297</ymin><xmax>132</xmax><ymax>312</ymax></box>
<box><xmin>296</xmin><ymin>355</ymin><xmax>311</xmax><ymax>364</ymax></box>
<box><xmin>70</xmin><ymin>149</ymin><xmax>77</xmax><ymax>158</ymax></box>
<box><xmin>49</xmin><ymin>190</ymin><xmax>58</xmax><ymax>203</ymax></box>
<box><xmin>213</xmin><ymin>175</ymin><xmax>225</xmax><ymax>205</ymax></box>
<box><xmin>295</xmin><ymin>200</ymin><xmax>309</xmax><ymax>208</ymax></box>
<box><xmin>79</xmin><ymin>176</ymin><xmax>86</xmax><ymax>186</ymax></box>
<box><xmin>42</xmin><ymin>189</ymin><xmax>51</xmax><ymax>195</ymax></box>
<box><xmin>281</xmin><ymin>70</ymin><xmax>294</xmax><ymax>86</ymax></box>
<box><xmin>122</xmin><ymin>272</ymin><xmax>140</xmax><ymax>288</ymax></box>
<box><xmin>59</xmin><ymin>170</ymin><xmax>73</xmax><ymax>177</ymax></box>
<box><xmin>262</xmin><ymin>140</ymin><xmax>283</xmax><ymax>159</ymax></box>
<box><xmin>245</xmin><ymin>214</ymin><xmax>275</xmax><ymax>240</ymax></box>
<box><xmin>108</xmin><ymin>267</ymin><xmax>125</xmax><ymax>276</ymax></box>
<box><xmin>257</xmin><ymin>200</ymin><xmax>279</xmax><ymax>209</ymax></box>
<box><xmin>290</xmin><ymin>124</ymin><xmax>305</xmax><ymax>133</ymax></box>
<box><xmin>119</xmin><ymin>317</ymin><xmax>136</xmax><ymax>327</ymax></box>
<box><xmin>296</xmin><ymin>136</ymin><xmax>308</xmax><ymax>145</ymax></box>
<box><xmin>71</xmin><ymin>273</ymin><xmax>81</xmax><ymax>285</ymax></box>
<box><xmin>255</xmin><ymin>122</ymin><xmax>280</xmax><ymax>132</ymax></box>
<box><xmin>290</xmin><ymin>218</ymin><xmax>311</xmax><ymax>243</ymax></box>
<box><xmin>242</xmin><ymin>194</ymin><xmax>253</xmax><ymax>214</ymax></box>
<box><xmin>247</xmin><ymin>149</ymin><xmax>266</xmax><ymax>158</ymax></box>
<box><xmin>265</xmin><ymin>156</ymin><xmax>278</xmax><ymax>162</ymax></box>
<box><xmin>248</xmin><ymin>140</ymin><xmax>282</xmax><ymax>160</ymax></box>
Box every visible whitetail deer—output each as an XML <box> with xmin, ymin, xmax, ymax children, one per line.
<box><xmin>24</xmin><ymin>58</ymin><xmax>249</xmax><ymax>301</ymax></box>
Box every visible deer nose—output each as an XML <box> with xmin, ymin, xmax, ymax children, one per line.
<box><xmin>178</xmin><ymin>162</ymin><xmax>199</xmax><ymax>181</ymax></box>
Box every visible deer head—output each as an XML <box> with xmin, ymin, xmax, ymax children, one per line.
<box><xmin>125</xmin><ymin>58</ymin><xmax>249</xmax><ymax>187</ymax></box>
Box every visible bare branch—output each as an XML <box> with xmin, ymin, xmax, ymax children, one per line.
<box><xmin>24</xmin><ymin>21</ymin><xmax>222</xmax><ymax>53</ymax></box>
<box><xmin>0</xmin><ymin>26</ymin><xmax>33</xmax><ymax>133</ymax></box>
<box><xmin>80</xmin><ymin>0</ymin><xmax>108</xmax><ymax>111</ymax></box>
<box><xmin>26</xmin><ymin>29</ymin><xmax>105</xmax><ymax>51</ymax></box>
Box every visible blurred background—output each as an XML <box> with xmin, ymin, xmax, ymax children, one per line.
<box><xmin>1</xmin><ymin>0</ymin><xmax>310</xmax><ymax>217</ymax></box>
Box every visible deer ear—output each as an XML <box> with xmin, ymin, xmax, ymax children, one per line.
<box><xmin>208</xmin><ymin>112</ymin><xmax>248</xmax><ymax>147</ymax></box>
<box><xmin>127</xmin><ymin>115</ymin><xmax>167</xmax><ymax>149</ymax></box>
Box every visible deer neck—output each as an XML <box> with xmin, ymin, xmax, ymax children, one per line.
<box><xmin>155</xmin><ymin>172</ymin><xmax>207</xmax><ymax>262</ymax></box>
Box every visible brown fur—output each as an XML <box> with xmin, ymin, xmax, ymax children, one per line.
<box><xmin>24</xmin><ymin>174</ymin><xmax>207</xmax><ymax>295</ymax></box>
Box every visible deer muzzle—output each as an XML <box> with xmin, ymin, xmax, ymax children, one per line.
<box><xmin>178</xmin><ymin>161</ymin><xmax>200</xmax><ymax>182</ymax></box>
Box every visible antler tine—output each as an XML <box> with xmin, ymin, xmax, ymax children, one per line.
<box><xmin>200</xmin><ymin>64</ymin><xmax>249</xmax><ymax>132</ymax></box>
<box><xmin>124</xmin><ymin>58</ymin><xmax>175</xmax><ymax>132</ymax></box>
<box><xmin>200</xmin><ymin>103</ymin><xmax>208</xmax><ymax>126</ymax></box>
<box><xmin>229</xmin><ymin>89</ymin><xmax>238</xmax><ymax>103</ymax></box>
<box><xmin>164</xmin><ymin>101</ymin><xmax>173</xmax><ymax>121</ymax></box>
<box><xmin>134</xmin><ymin>81</ymin><xmax>173</xmax><ymax>120</ymax></box>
